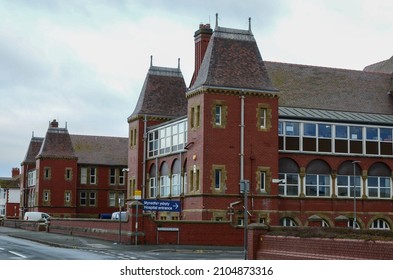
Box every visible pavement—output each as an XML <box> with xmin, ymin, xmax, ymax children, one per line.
<box><xmin>0</xmin><ymin>226</ymin><xmax>242</xmax><ymax>254</ymax></box>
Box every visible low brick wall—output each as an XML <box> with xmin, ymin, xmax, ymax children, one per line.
<box><xmin>48</xmin><ymin>218</ymin><xmax>134</xmax><ymax>243</ymax></box>
<box><xmin>2</xmin><ymin>214</ymin><xmax>244</xmax><ymax>246</ymax></box>
<box><xmin>3</xmin><ymin>219</ymin><xmax>47</xmax><ymax>231</ymax></box>
<box><xmin>248</xmin><ymin>224</ymin><xmax>393</xmax><ymax>260</ymax></box>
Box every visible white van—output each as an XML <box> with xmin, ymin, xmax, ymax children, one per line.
<box><xmin>24</xmin><ymin>212</ymin><xmax>51</xmax><ymax>222</ymax></box>
<box><xmin>111</xmin><ymin>211</ymin><xmax>127</xmax><ymax>221</ymax></box>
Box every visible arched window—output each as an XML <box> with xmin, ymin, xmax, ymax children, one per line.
<box><xmin>160</xmin><ymin>162</ymin><xmax>170</xmax><ymax>197</ymax></box>
<box><xmin>305</xmin><ymin>159</ymin><xmax>331</xmax><ymax>197</ymax></box>
<box><xmin>337</xmin><ymin>161</ymin><xmax>361</xmax><ymax>198</ymax></box>
<box><xmin>171</xmin><ymin>159</ymin><xmax>181</xmax><ymax>196</ymax></box>
<box><xmin>367</xmin><ymin>162</ymin><xmax>391</xmax><ymax>199</ymax></box>
<box><xmin>370</xmin><ymin>219</ymin><xmax>390</xmax><ymax>230</ymax></box>
<box><xmin>347</xmin><ymin>218</ymin><xmax>360</xmax><ymax>229</ymax></box>
<box><xmin>148</xmin><ymin>164</ymin><xmax>157</xmax><ymax>198</ymax></box>
<box><xmin>279</xmin><ymin>158</ymin><xmax>300</xmax><ymax>196</ymax></box>
<box><xmin>280</xmin><ymin>217</ymin><xmax>297</xmax><ymax>227</ymax></box>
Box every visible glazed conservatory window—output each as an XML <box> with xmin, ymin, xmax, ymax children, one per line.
<box><xmin>147</xmin><ymin>119</ymin><xmax>187</xmax><ymax>158</ymax></box>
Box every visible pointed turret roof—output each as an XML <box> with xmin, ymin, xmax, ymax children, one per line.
<box><xmin>189</xmin><ymin>25</ymin><xmax>277</xmax><ymax>93</ymax></box>
<box><xmin>364</xmin><ymin>56</ymin><xmax>393</xmax><ymax>74</ymax></box>
<box><xmin>22</xmin><ymin>136</ymin><xmax>44</xmax><ymax>164</ymax></box>
<box><xmin>128</xmin><ymin>60</ymin><xmax>187</xmax><ymax>121</ymax></box>
<box><xmin>36</xmin><ymin>120</ymin><xmax>77</xmax><ymax>160</ymax></box>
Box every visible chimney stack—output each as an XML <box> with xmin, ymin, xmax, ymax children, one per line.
<box><xmin>189</xmin><ymin>23</ymin><xmax>213</xmax><ymax>87</ymax></box>
<box><xmin>12</xmin><ymin>168</ymin><xmax>20</xmax><ymax>178</ymax></box>
<box><xmin>50</xmin><ymin>119</ymin><xmax>59</xmax><ymax>128</ymax></box>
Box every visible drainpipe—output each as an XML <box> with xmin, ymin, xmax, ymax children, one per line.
<box><xmin>136</xmin><ymin>115</ymin><xmax>148</xmax><ymax>246</ymax></box>
<box><xmin>240</xmin><ymin>94</ymin><xmax>248</xmax><ymax>260</ymax></box>
<box><xmin>240</xmin><ymin>95</ymin><xmax>245</xmax><ymax>181</ymax></box>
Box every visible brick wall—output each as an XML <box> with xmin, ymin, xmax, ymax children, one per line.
<box><xmin>248</xmin><ymin>224</ymin><xmax>393</xmax><ymax>260</ymax></box>
<box><xmin>5</xmin><ymin>214</ymin><xmax>244</xmax><ymax>246</ymax></box>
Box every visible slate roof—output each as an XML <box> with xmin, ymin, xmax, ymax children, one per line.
<box><xmin>0</xmin><ymin>177</ymin><xmax>19</xmax><ymax>189</ymax></box>
<box><xmin>364</xmin><ymin>56</ymin><xmax>393</xmax><ymax>74</ymax></box>
<box><xmin>70</xmin><ymin>135</ymin><xmax>128</xmax><ymax>166</ymax></box>
<box><xmin>37</xmin><ymin>126</ymin><xmax>77</xmax><ymax>160</ymax></box>
<box><xmin>129</xmin><ymin>65</ymin><xmax>187</xmax><ymax>121</ymax></box>
<box><xmin>22</xmin><ymin>137</ymin><xmax>44</xmax><ymax>164</ymax></box>
<box><xmin>265</xmin><ymin>61</ymin><xmax>393</xmax><ymax>115</ymax></box>
<box><xmin>279</xmin><ymin>106</ymin><xmax>393</xmax><ymax>125</ymax></box>
<box><xmin>23</xmin><ymin>130</ymin><xmax>127</xmax><ymax>166</ymax></box>
<box><xmin>189</xmin><ymin>26</ymin><xmax>277</xmax><ymax>93</ymax></box>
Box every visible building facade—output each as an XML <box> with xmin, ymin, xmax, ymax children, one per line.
<box><xmin>20</xmin><ymin>120</ymin><xmax>128</xmax><ymax>218</ymax></box>
<box><xmin>127</xmin><ymin>19</ymin><xmax>393</xmax><ymax>231</ymax></box>
<box><xmin>0</xmin><ymin>168</ymin><xmax>21</xmax><ymax>218</ymax></box>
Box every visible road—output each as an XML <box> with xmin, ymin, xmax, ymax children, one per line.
<box><xmin>0</xmin><ymin>226</ymin><xmax>243</xmax><ymax>260</ymax></box>
<box><xmin>0</xmin><ymin>234</ymin><xmax>121</xmax><ymax>260</ymax></box>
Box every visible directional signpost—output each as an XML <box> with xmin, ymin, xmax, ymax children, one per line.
<box><xmin>141</xmin><ymin>199</ymin><xmax>181</xmax><ymax>212</ymax></box>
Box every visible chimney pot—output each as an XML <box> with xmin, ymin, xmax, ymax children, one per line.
<box><xmin>50</xmin><ymin>119</ymin><xmax>59</xmax><ymax>128</ymax></box>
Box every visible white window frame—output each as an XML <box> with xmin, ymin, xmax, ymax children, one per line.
<box><xmin>90</xmin><ymin>168</ymin><xmax>97</xmax><ymax>184</ymax></box>
<box><xmin>260</xmin><ymin>171</ymin><xmax>266</xmax><ymax>192</ymax></box>
<box><xmin>278</xmin><ymin>173</ymin><xmax>299</xmax><ymax>196</ymax></box>
<box><xmin>109</xmin><ymin>192</ymin><xmax>116</xmax><ymax>207</ymax></box>
<box><xmin>337</xmin><ymin>175</ymin><xmax>361</xmax><ymax>198</ymax></box>
<box><xmin>109</xmin><ymin>168</ymin><xmax>116</xmax><ymax>185</ymax></box>
<box><xmin>80</xmin><ymin>168</ymin><xmax>87</xmax><ymax>184</ymax></box>
<box><xmin>80</xmin><ymin>192</ymin><xmax>87</xmax><ymax>206</ymax></box>
<box><xmin>149</xmin><ymin>177</ymin><xmax>157</xmax><ymax>198</ymax></box>
<box><xmin>370</xmin><ymin>219</ymin><xmax>390</xmax><ymax>230</ymax></box>
<box><xmin>305</xmin><ymin>174</ymin><xmax>331</xmax><ymax>197</ymax></box>
<box><xmin>215</xmin><ymin>105</ymin><xmax>222</xmax><ymax>126</ymax></box>
<box><xmin>214</xmin><ymin>169</ymin><xmax>222</xmax><ymax>190</ymax></box>
<box><xmin>172</xmin><ymin>174</ymin><xmax>181</xmax><ymax>196</ymax></box>
<box><xmin>280</xmin><ymin>217</ymin><xmax>297</xmax><ymax>227</ymax></box>
<box><xmin>260</xmin><ymin>108</ymin><xmax>266</xmax><ymax>128</ymax></box>
<box><xmin>160</xmin><ymin>176</ymin><xmax>170</xmax><ymax>197</ymax></box>
<box><xmin>367</xmin><ymin>176</ymin><xmax>391</xmax><ymax>199</ymax></box>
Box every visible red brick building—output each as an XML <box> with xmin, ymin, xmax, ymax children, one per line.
<box><xmin>127</xmin><ymin>18</ymin><xmax>393</xmax><ymax>231</ymax></box>
<box><xmin>20</xmin><ymin>120</ymin><xmax>128</xmax><ymax>218</ymax></box>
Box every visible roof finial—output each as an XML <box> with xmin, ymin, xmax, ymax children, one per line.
<box><xmin>150</xmin><ymin>55</ymin><xmax>153</xmax><ymax>67</ymax></box>
<box><xmin>178</xmin><ymin>58</ymin><xmax>181</xmax><ymax>70</ymax></box>
<box><xmin>32</xmin><ymin>131</ymin><xmax>34</xmax><ymax>138</ymax></box>
<box><xmin>248</xmin><ymin>17</ymin><xmax>252</xmax><ymax>33</ymax></box>
<box><xmin>215</xmin><ymin>13</ymin><xmax>218</xmax><ymax>28</ymax></box>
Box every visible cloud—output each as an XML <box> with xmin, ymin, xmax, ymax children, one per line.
<box><xmin>1</xmin><ymin>0</ymin><xmax>392</xmax><ymax>176</ymax></box>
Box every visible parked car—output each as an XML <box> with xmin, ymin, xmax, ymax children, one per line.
<box><xmin>111</xmin><ymin>211</ymin><xmax>127</xmax><ymax>221</ymax></box>
<box><xmin>99</xmin><ymin>213</ymin><xmax>112</xmax><ymax>219</ymax></box>
<box><xmin>23</xmin><ymin>212</ymin><xmax>51</xmax><ymax>222</ymax></box>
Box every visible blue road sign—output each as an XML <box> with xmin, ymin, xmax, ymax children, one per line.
<box><xmin>141</xmin><ymin>199</ymin><xmax>181</xmax><ymax>212</ymax></box>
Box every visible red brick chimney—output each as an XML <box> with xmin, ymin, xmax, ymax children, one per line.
<box><xmin>12</xmin><ymin>168</ymin><xmax>20</xmax><ymax>178</ymax></box>
<box><xmin>189</xmin><ymin>23</ymin><xmax>213</xmax><ymax>88</ymax></box>
<box><xmin>50</xmin><ymin>119</ymin><xmax>59</xmax><ymax>128</ymax></box>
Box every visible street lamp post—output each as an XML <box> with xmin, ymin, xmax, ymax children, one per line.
<box><xmin>118</xmin><ymin>198</ymin><xmax>122</xmax><ymax>243</ymax></box>
<box><xmin>352</xmin><ymin>161</ymin><xmax>360</xmax><ymax>229</ymax></box>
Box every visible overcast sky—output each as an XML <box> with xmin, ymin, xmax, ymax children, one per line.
<box><xmin>1</xmin><ymin>0</ymin><xmax>392</xmax><ymax>177</ymax></box>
